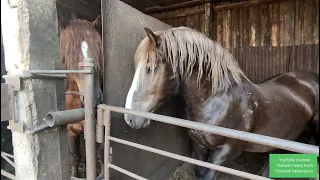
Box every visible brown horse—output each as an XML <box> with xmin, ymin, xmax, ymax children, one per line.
<box><xmin>124</xmin><ymin>27</ymin><xmax>319</xmax><ymax>180</ymax></box>
<box><xmin>59</xmin><ymin>17</ymin><xmax>104</xmax><ymax>178</ymax></box>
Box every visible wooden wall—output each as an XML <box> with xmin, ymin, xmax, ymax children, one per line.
<box><xmin>149</xmin><ymin>0</ymin><xmax>319</xmax><ymax>83</ymax></box>
<box><xmin>152</xmin><ymin>4</ymin><xmax>206</xmax><ymax>33</ymax></box>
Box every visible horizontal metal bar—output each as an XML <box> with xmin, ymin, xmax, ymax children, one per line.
<box><xmin>1</xmin><ymin>152</ymin><xmax>15</xmax><ymax>168</ymax></box>
<box><xmin>24</xmin><ymin>69</ymin><xmax>91</xmax><ymax>74</ymax></box>
<box><xmin>23</xmin><ymin>124</ymin><xmax>49</xmax><ymax>135</ymax></box>
<box><xmin>108</xmin><ymin>163</ymin><xmax>148</xmax><ymax>180</ymax></box>
<box><xmin>1</xmin><ymin>151</ymin><xmax>14</xmax><ymax>159</ymax></box>
<box><xmin>98</xmin><ymin>104</ymin><xmax>319</xmax><ymax>155</ymax></box>
<box><xmin>109</xmin><ymin>136</ymin><xmax>272</xmax><ymax>180</ymax></box>
<box><xmin>70</xmin><ymin>177</ymin><xmax>86</xmax><ymax>180</ymax></box>
<box><xmin>65</xmin><ymin>91</ymin><xmax>84</xmax><ymax>97</ymax></box>
<box><xmin>45</xmin><ymin>108</ymin><xmax>85</xmax><ymax>127</ymax></box>
<box><xmin>1</xmin><ymin>169</ymin><xmax>15</xmax><ymax>180</ymax></box>
<box><xmin>20</xmin><ymin>73</ymin><xmax>68</xmax><ymax>79</ymax></box>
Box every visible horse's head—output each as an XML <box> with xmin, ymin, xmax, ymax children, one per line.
<box><xmin>124</xmin><ymin>28</ymin><xmax>179</xmax><ymax>129</ymax></box>
<box><xmin>59</xmin><ymin>18</ymin><xmax>103</xmax><ymax>107</ymax></box>
<box><xmin>124</xmin><ymin>27</ymin><xmax>248</xmax><ymax>129</ymax></box>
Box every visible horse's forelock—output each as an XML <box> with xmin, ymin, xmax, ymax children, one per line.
<box><xmin>59</xmin><ymin>20</ymin><xmax>102</xmax><ymax>83</ymax></box>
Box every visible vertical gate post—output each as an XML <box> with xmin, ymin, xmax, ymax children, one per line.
<box><xmin>81</xmin><ymin>42</ymin><xmax>96</xmax><ymax>180</ymax></box>
<box><xmin>1</xmin><ymin>0</ymin><xmax>70</xmax><ymax>180</ymax></box>
<box><xmin>103</xmin><ymin>110</ymin><xmax>111</xmax><ymax>180</ymax></box>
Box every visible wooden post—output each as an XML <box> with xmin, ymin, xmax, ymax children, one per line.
<box><xmin>1</xmin><ymin>0</ymin><xmax>69</xmax><ymax>179</ymax></box>
<box><xmin>204</xmin><ymin>2</ymin><xmax>212</xmax><ymax>37</ymax></box>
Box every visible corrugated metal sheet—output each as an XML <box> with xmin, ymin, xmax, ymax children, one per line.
<box><xmin>233</xmin><ymin>44</ymin><xmax>319</xmax><ymax>83</ymax></box>
<box><xmin>149</xmin><ymin>0</ymin><xmax>319</xmax><ymax>83</ymax></box>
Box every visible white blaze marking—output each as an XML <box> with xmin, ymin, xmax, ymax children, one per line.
<box><xmin>81</xmin><ymin>41</ymin><xmax>88</xmax><ymax>58</ymax></box>
<box><xmin>125</xmin><ymin>63</ymin><xmax>142</xmax><ymax>109</ymax></box>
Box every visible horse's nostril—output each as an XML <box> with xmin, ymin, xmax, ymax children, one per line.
<box><xmin>128</xmin><ymin>116</ymin><xmax>133</xmax><ymax>123</ymax></box>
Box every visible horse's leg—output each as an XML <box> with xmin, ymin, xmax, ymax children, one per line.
<box><xmin>200</xmin><ymin>143</ymin><xmax>243</xmax><ymax>180</ymax></box>
<box><xmin>191</xmin><ymin>140</ymin><xmax>209</xmax><ymax>178</ymax></box>
<box><xmin>66</xmin><ymin>78</ymin><xmax>83</xmax><ymax>177</ymax></box>
<box><xmin>68</xmin><ymin>125</ymin><xmax>82</xmax><ymax>177</ymax></box>
<box><xmin>96</xmin><ymin>143</ymin><xmax>105</xmax><ymax>180</ymax></box>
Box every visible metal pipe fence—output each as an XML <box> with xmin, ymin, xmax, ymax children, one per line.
<box><xmin>97</xmin><ymin>104</ymin><xmax>319</xmax><ymax>180</ymax></box>
<box><xmin>1</xmin><ymin>151</ymin><xmax>15</xmax><ymax>180</ymax></box>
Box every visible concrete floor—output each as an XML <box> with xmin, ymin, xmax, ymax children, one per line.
<box><xmin>169</xmin><ymin>151</ymin><xmax>268</xmax><ymax>180</ymax></box>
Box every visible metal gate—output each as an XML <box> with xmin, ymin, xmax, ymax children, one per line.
<box><xmin>97</xmin><ymin>105</ymin><xmax>319</xmax><ymax>180</ymax></box>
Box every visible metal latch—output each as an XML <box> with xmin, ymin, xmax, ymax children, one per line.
<box><xmin>1</xmin><ymin>75</ymin><xmax>23</xmax><ymax>132</ymax></box>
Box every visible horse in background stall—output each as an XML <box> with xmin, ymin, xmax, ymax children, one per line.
<box><xmin>58</xmin><ymin>16</ymin><xmax>104</xmax><ymax>178</ymax></box>
<box><xmin>124</xmin><ymin>27</ymin><xmax>319</xmax><ymax>180</ymax></box>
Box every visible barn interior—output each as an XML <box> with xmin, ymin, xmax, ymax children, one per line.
<box><xmin>1</xmin><ymin>0</ymin><xmax>319</xmax><ymax>179</ymax></box>
<box><xmin>57</xmin><ymin>0</ymin><xmax>319</xmax><ymax>83</ymax></box>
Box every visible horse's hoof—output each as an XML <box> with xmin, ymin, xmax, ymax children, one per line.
<box><xmin>96</xmin><ymin>174</ymin><xmax>104</xmax><ymax>180</ymax></box>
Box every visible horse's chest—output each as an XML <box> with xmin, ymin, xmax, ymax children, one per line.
<box><xmin>188</xmin><ymin>129</ymin><xmax>224</xmax><ymax>148</ymax></box>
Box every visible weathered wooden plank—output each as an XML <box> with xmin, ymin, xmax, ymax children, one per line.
<box><xmin>294</xmin><ymin>0</ymin><xmax>303</xmax><ymax>45</ymax></box>
<box><xmin>231</xmin><ymin>9</ymin><xmax>237</xmax><ymax>51</ymax></box>
<box><xmin>144</xmin><ymin>0</ymin><xmax>205</xmax><ymax>13</ymax></box>
<box><xmin>279</xmin><ymin>2</ymin><xmax>285</xmax><ymax>46</ymax></box>
<box><xmin>271</xmin><ymin>3</ymin><xmax>280</xmax><ymax>46</ymax></box>
<box><xmin>283</xmin><ymin>1</ymin><xmax>294</xmax><ymax>46</ymax></box>
<box><xmin>179</xmin><ymin>8</ymin><xmax>185</xmax><ymax>27</ymax></box>
<box><xmin>303</xmin><ymin>0</ymin><xmax>316</xmax><ymax>44</ymax></box>
<box><xmin>172</xmin><ymin>9</ymin><xmax>179</xmax><ymax>27</ymax></box>
<box><xmin>312</xmin><ymin>0</ymin><xmax>319</xmax><ymax>44</ymax></box>
<box><xmin>222</xmin><ymin>9</ymin><xmax>231</xmax><ymax>50</ymax></box>
<box><xmin>211</xmin><ymin>5</ymin><xmax>218</xmax><ymax>41</ymax></box>
<box><xmin>216</xmin><ymin>10</ymin><xmax>223</xmax><ymax>44</ymax></box>
<box><xmin>260</xmin><ymin>4</ymin><xmax>269</xmax><ymax>46</ymax></box>
<box><xmin>213</xmin><ymin>0</ymin><xmax>287</xmax><ymax>11</ymax></box>
<box><xmin>203</xmin><ymin>3</ymin><xmax>211</xmax><ymax>36</ymax></box>
<box><xmin>152</xmin><ymin>8</ymin><xmax>204</xmax><ymax>20</ymax></box>
<box><xmin>185</xmin><ymin>7</ymin><xmax>195</xmax><ymax>30</ymax></box>
<box><xmin>241</xmin><ymin>7</ymin><xmax>249</xmax><ymax>47</ymax></box>
<box><xmin>234</xmin><ymin>8</ymin><xmax>240</xmax><ymax>49</ymax></box>
<box><xmin>249</xmin><ymin>5</ymin><xmax>260</xmax><ymax>47</ymax></box>
<box><xmin>303</xmin><ymin>0</ymin><xmax>313</xmax><ymax>44</ymax></box>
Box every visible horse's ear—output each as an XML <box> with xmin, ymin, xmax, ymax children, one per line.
<box><xmin>92</xmin><ymin>15</ymin><xmax>101</xmax><ymax>27</ymax></box>
<box><xmin>57</xmin><ymin>16</ymin><xmax>67</xmax><ymax>31</ymax></box>
<box><xmin>144</xmin><ymin>27</ymin><xmax>160</xmax><ymax>47</ymax></box>
<box><xmin>70</xmin><ymin>12</ymin><xmax>77</xmax><ymax>20</ymax></box>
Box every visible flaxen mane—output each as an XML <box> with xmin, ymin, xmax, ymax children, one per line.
<box><xmin>60</xmin><ymin>19</ymin><xmax>102</xmax><ymax>84</ymax></box>
<box><xmin>135</xmin><ymin>27</ymin><xmax>250</xmax><ymax>92</ymax></box>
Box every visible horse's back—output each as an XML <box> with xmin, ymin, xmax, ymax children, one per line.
<box><xmin>258</xmin><ymin>70</ymin><xmax>318</xmax><ymax>115</ymax></box>
<box><xmin>246</xmin><ymin>71</ymin><xmax>319</xmax><ymax>152</ymax></box>
<box><xmin>259</xmin><ymin>71</ymin><xmax>318</xmax><ymax>103</ymax></box>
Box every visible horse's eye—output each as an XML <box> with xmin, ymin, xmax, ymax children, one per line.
<box><xmin>146</xmin><ymin>67</ymin><xmax>156</xmax><ymax>74</ymax></box>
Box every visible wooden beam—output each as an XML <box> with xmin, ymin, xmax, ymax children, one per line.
<box><xmin>214</xmin><ymin>0</ymin><xmax>288</xmax><ymax>11</ymax></box>
<box><xmin>151</xmin><ymin>9</ymin><xmax>205</xmax><ymax>20</ymax></box>
<box><xmin>143</xmin><ymin>0</ymin><xmax>208</xmax><ymax>13</ymax></box>
<box><xmin>203</xmin><ymin>2</ymin><xmax>212</xmax><ymax>37</ymax></box>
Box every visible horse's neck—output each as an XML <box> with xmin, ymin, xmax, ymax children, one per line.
<box><xmin>180</xmin><ymin>75</ymin><xmax>258</xmax><ymax>123</ymax></box>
